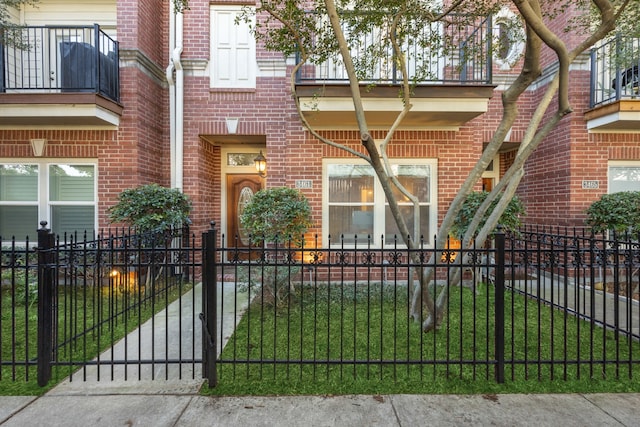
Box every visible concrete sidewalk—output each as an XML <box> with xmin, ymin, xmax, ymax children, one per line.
<box><xmin>2</xmin><ymin>392</ymin><xmax>639</xmax><ymax>426</ymax></box>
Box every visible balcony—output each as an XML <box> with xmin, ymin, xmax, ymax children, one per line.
<box><xmin>294</xmin><ymin>14</ymin><xmax>495</xmax><ymax>130</ymax></box>
<box><xmin>586</xmin><ymin>36</ymin><xmax>640</xmax><ymax>132</ymax></box>
<box><xmin>0</xmin><ymin>24</ymin><xmax>122</xmax><ymax>128</ymax></box>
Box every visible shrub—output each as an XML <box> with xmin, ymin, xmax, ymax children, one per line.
<box><xmin>238</xmin><ymin>187</ymin><xmax>312</xmax><ymax>308</ymax></box>
<box><xmin>239</xmin><ymin>187</ymin><xmax>312</xmax><ymax>246</ymax></box>
<box><xmin>585</xmin><ymin>191</ymin><xmax>640</xmax><ymax>234</ymax></box>
<box><xmin>108</xmin><ymin>183</ymin><xmax>192</xmax><ymax>234</ymax></box>
<box><xmin>450</xmin><ymin>191</ymin><xmax>525</xmax><ymax>238</ymax></box>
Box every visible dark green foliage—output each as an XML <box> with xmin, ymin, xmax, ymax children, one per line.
<box><xmin>450</xmin><ymin>191</ymin><xmax>525</xmax><ymax>238</ymax></box>
<box><xmin>239</xmin><ymin>187</ymin><xmax>312</xmax><ymax>245</ymax></box>
<box><xmin>585</xmin><ymin>191</ymin><xmax>640</xmax><ymax>234</ymax></box>
<box><xmin>107</xmin><ymin>184</ymin><xmax>192</xmax><ymax>235</ymax></box>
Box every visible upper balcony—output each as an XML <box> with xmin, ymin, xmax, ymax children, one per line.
<box><xmin>293</xmin><ymin>14</ymin><xmax>495</xmax><ymax>131</ymax></box>
<box><xmin>586</xmin><ymin>36</ymin><xmax>640</xmax><ymax>132</ymax></box>
<box><xmin>0</xmin><ymin>24</ymin><xmax>122</xmax><ymax>128</ymax></box>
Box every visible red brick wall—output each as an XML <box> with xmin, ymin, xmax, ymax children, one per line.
<box><xmin>515</xmin><ymin>62</ymin><xmax>640</xmax><ymax>228</ymax></box>
<box><xmin>299</xmin><ymin>129</ymin><xmax>482</xmax><ymax>235</ymax></box>
<box><xmin>6</xmin><ymin>0</ymin><xmax>637</xmax><ymax>240</ymax></box>
<box><xmin>94</xmin><ymin>0</ymin><xmax>171</xmax><ymax>228</ymax></box>
<box><xmin>117</xmin><ymin>0</ymin><xmax>166</xmax><ymax>64</ymax></box>
<box><xmin>0</xmin><ymin>0</ymin><xmax>170</xmax><ymax>232</ymax></box>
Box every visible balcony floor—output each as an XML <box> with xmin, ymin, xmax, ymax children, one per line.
<box><xmin>295</xmin><ymin>84</ymin><xmax>495</xmax><ymax>130</ymax></box>
<box><xmin>585</xmin><ymin>99</ymin><xmax>640</xmax><ymax>132</ymax></box>
<box><xmin>0</xmin><ymin>93</ymin><xmax>123</xmax><ymax>128</ymax></box>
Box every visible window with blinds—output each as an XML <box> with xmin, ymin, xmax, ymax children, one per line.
<box><xmin>324</xmin><ymin>160</ymin><xmax>437</xmax><ymax>247</ymax></box>
<box><xmin>0</xmin><ymin>162</ymin><xmax>96</xmax><ymax>241</ymax></box>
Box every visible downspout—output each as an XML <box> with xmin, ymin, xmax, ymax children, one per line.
<box><xmin>166</xmin><ymin>0</ymin><xmax>176</xmax><ymax>188</ymax></box>
<box><xmin>166</xmin><ymin>1</ymin><xmax>184</xmax><ymax>190</ymax></box>
<box><xmin>174</xmin><ymin>10</ymin><xmax>184</xmax><ymax>191</ymax></box>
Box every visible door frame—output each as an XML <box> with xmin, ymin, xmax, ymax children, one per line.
<box><xmin>220</xmin><ymin>145</ymin><xmax>266</xmax><ymax>248</ymax></box>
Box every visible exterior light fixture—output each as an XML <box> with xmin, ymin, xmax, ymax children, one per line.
<box><xmin>254</xmin><ymin>150</ymin><xmax>267</xmax><ymax>177</ymax></box>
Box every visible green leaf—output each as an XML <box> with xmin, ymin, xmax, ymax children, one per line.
<box><xmin>107</xmin><ymin>183</ymin><xmax>192</xmax><ymax>234</ymax></box>
<box><xmin>239</xmin><ymin>187</ymin><xmax>313</xmax><ymax>246</ymax></box>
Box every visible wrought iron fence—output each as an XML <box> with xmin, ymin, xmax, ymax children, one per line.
<box><xmin>204</xmin><ymin>226</ymin><xmax>640</xmax><ymax>387</ymax></box>
<box><xmin>2</xmin><ymin>224</ymin><xmax>639</xmax><ymax>389</ymax></box>
<box><xmin>0</xmin><ymin>24</ymin><xmax>120</xmax><ymax>102</ymax></box>
<box><xmin>1</xmin><ymin>223</ymin><xmax>199</xmax><ymax>387</ymax></box>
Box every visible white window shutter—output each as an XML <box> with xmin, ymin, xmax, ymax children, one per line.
<box><xmin>211</xmin><ymin>7</ymin><xmax>256</xmax><ymax>88</ymax></box>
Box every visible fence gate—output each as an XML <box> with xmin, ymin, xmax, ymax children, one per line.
<box><xmin>32</xmin><ymin>222</ymin><xmax>204</xmax><ymax>385</ymax></box>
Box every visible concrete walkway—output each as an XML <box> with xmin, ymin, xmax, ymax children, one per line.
<box><xmin>2</xmin><ymin>391</ymin><xmax>639</xmax><ymax>426</ymax></box>
<box><xmin>2</xmin><ymin>282</ymin><xmax>640</xmax><ymax>426</ymax></box>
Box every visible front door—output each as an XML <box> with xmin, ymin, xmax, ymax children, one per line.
<box><xmin>226</xmin><ymin>174</ymin><xmax>263</xmax><ymax>259</ymax></box>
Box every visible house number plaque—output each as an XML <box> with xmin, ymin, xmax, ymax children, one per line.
<box><xmin>295</xmin><ymin>179</ymin><xmax>313</xmax><ymax>189</ymax></box>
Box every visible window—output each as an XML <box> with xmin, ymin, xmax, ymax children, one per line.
<box><xmin>609</xmin><ymin>161</ymin><xmax>640</xmax><ymax>193</ymax></box>
<box><xmin>492</xmin><ymin>8</ymin><xmax>524</xmax><ymax>70</ymax></box>
<box><xmin>227</xmin><ymin>152</ymin><xmax>260</xmax><ymax>167</ymax></box>
<box><xmin>210</xmin><ymin>5</ymin><xmax>256</xmax><ymax>89</ymax></box>
<box><xmin>0</xmin><ymin>162</ymin><xmax>96</xmax><ymax>241</ymax></box>
<box><xmin>324</xmin><ymin>160</ymin><xmax>437</xmax><ymax>246</ymax></box>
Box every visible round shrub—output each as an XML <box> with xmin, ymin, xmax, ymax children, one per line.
<box><xmin>585</xmin><ymin>191</ymin><xmax>640</xmax><ymax>234</ymax></box>
<box><xmin>240</xmin><ymin>187</ymin><xmax>312</xmax><ymax>245</ymax></box>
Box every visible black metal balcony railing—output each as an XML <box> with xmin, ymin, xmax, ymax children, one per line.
<box><xmin>0</xmin><ymin>24</ymin><xmax>120</xmax><ymax>103</ymax></box>
<box><xmin>295</xmin><ymin>14</ymin><xmax>492</xmax><ymax>85</ymax></box>
<box><xmin>590</xmin><ymin>35</ymin><xmax>640</xmax><ymax>108</ymax></box>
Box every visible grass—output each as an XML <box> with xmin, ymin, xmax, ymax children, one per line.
<box><xmin>1</xmin><ymin>278</ymin><xmax>193</xmax><ymax>396</ymax></box>
<box><xmin>201</xmin><ymin>281</ymin><xmax>640</xmax><ymax>396</ymax></box>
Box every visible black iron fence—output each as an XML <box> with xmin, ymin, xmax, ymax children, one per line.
<box><xmin>0</xmin><ymin>24</ymin><xmax>120</xmax><ymax>102</ymax></box>
<box><xmin>2</xmin><ymin>224</ymin><xmax>639</xmax><ymax>389</ymax></box>
<box><xmin>205</xmin><ymin>226</ymin><xmax>640</xmax><ymax>387</ymax></box>
<box><xmin>1</xmin><ymin>223</ymin><xmax>199</xmax><ymax>387</ymax></box>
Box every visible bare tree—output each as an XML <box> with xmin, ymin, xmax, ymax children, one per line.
<box><xmin>238</xmin><ymin>0</ymin><xmax>636</xmax><ymax>331</ymax></box>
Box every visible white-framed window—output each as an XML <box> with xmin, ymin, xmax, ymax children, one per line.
<box><xmin>492</xmin><ymin>8</ymin><xmax>524</xmax><ymax>70</ymax></box>
<box><xmin>210</xmin><ymin>5</ymin><xmax>256</xmax><ymax>89</ymax></box>
<box><xmin>0</xmin><ymin>160</ymin><xmax>97</xmax><ymax>241</ymax></box>
<box><xmin>323</xmin><ymin>159</ymin><xmax>437</xmax><ymax>247</ymax></box>
<box><xmin>608</xmin><ymin>161</ymin><xmax>640</xmax><ymax>193</ymax></box>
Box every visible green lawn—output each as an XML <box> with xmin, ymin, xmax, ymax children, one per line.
<box><xmin>203</xmin><ymin>282</ymin><xmax>640</xmax><ymax>395</ymax></box>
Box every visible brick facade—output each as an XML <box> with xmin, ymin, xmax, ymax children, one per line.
<box><xmin>1</xmin><ymin>0</ymin><xmax>638</xmax><ymax>240</ymax></box>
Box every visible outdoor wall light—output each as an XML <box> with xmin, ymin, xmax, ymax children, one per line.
<box><xmin>254</xmin><ymin>150</ymin><xmax>267</xmax><ymax>177</ymax></box>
